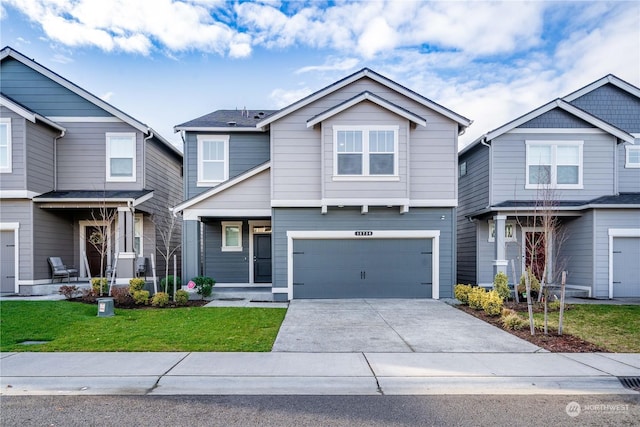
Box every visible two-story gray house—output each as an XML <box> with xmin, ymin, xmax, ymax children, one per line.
<box><xmin>173</xmin><ymin>68</ymin><xmax>471</xmax><ymax>301</ymax></box>
<box><xmin>0</xmin><ymin>47</ymin><xmax>183</xmax><ymax>295</ymax></box>
<box><xmin>458</xmin><ymin>74</ymin><xmax>640</xmax><ymax>298</ymax></box>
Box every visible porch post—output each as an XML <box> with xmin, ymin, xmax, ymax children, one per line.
<box><xmin>493</xmin><ymin>214</ymin><xmax>508</xmax><ymax>277</ymax></box>
<box><xmin>116</xmin><ymin>207</ymin><xmax>135</xmax><ymax>279</ymax></box>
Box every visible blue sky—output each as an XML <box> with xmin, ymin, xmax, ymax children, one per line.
<box><xmin>1</xmin><ymin>1</ymin><xmax>639</xmax><ymax>150</ymax></box>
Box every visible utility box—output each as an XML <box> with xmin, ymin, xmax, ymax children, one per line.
<box><xmin>97</xmin><ymin>298</ymin><xmax>115</xmax><ymax>317</ymax></box>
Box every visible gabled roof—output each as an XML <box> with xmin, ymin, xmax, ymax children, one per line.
<box><xmin>171</xmin><ymin>162</ymin><xmax>270</xmax><ymax>214</ymax></box>
<box><xmin>256</xmin><ymin>68</ymin><xmax>471</xmax><ymax>132</ymax></box>
<box><xmin>563</xmin><ymin>74</ymin><xmax>640</xmax><ymax>102</ymax></box>
<box><xmin>0</xmin><ymin>93</ymin><xmax>66</xmax><ymax>133</ymax></box>
<box><xmin>1</xmin><ymin>46</ymin><xmax>181</xmax><ymax>158</ymax></box>
<box><xmin>175</xmin><ymin>109</ymin><xmax>276</xmax><ymax>132</ymax></box>
<box><xmin>306</xmin><ymin>91</ymin><xmax>427</xmax><ymax>128</ymax></box>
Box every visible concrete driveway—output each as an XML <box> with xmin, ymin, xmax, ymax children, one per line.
<box><xmin>273</xmin><ymin>299</ymin><xmax>541</xmax><ymax>353</ymax></box>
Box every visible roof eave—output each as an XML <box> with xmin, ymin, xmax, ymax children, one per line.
<box><xmin>174</xmin><ymin>126</ymin><xmax>264</xmax><ymax>133</ymax></box>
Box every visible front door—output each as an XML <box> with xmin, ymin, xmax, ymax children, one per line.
<box><xmin>253</xmin><ymin>234</ymin><xmax>272</xmax><ymax>283</ymax></box>
<box><xmin>86</xmin><ymin>226</ymin><xmax>105</xmax><ymax>277</ymax></box>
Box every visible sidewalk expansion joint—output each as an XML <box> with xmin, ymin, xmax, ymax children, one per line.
<box><xmin>145</xmin><ymin>352</ymin><xmax>192</xmax><ymax>395</ymax></box>
<box><xmin>366</xmin><ymin>300</ymin><xmax>415</xmax><ymax>352</ymax></box>
<box><xmin>362</xmin><ymin>352</ymin><xmax>383</xmax><ymax>395</ymax></box>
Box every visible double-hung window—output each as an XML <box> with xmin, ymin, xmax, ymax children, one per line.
<box><xmin>526</xmin><ymin>141</ymin><xmax>583</xmax><ymax>189</ymax></box>
<box><xmin>198</xmin><ymin>135</ymin><xmax>229</xmax><ymax>186</ymax></box>
<box><xmin>334</xmin><ymin>126</ymin><xmax>398</xmax><ymax>179</ymax></box>
<box><xmin>626</xmin><ymin>145</ymin><xmax>640</xmax><ymax>168</ymax></box>
<box><xmin>106</xmin><ymin>133</ymin><xmax>136</xmax><ymax>181</ymax></box>
<box><xmin>0</xmin><ymin>118</ymin><xmax>12</xmax><ymax>173</ymax></box>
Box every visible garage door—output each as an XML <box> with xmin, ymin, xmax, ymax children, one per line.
<box><xmin>0</xmin><ymin>230</ymin><xmax>16</xmax><ymax>293</ymax></box>
<box><xmin>293</xmin><ymin>238</ymin><xmax>432</xmax><ymax>298</ymax></box>
<box><xmin>613</xmin><ymin>237</ymin><xmax>640</xmax><ymax>297</ymax></box>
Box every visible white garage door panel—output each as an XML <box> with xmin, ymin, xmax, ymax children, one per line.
<box><xmin>613</xmin><ymin>237</ymin><xmax>640</xmax><ymax>297</ymax></box>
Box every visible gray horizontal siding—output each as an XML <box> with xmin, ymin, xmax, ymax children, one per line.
<box><xmin>25</xmin><ymin>119</ymin><xmax>56</xmax><ymax>193</ymax></box>
<box><xmin>619</xmin><ymin>142</ymin><xmax>640</xmax><ymax>192</ymax></box>
<box><xmin>32</xmin><ymin>207</ymin><xmax>74</xmax><ymax>280</ymax></box>
<box><xmin>0</xmin><ymin>200</ymin><xmax>32</xmax><ymax>280</ymax></box>
<box><xmin>562</xmin><ymin>213</ymin><xmax>594</xmax><ymax>292</ymax></box>
<box><xmin>272</xmin><ymin>206</ymin><xmax>456</xmax><ymax>298</ymax></box>
<box><xmin>203</xmin><ymin>219</ymin><xmax>249</xmax><ymax>283</ymax></box>
<box><xmin>570</xmin><ymin>84</ymin><xmax>640</xmax><ymax>133</ymax></box>
<box><xmin>0</xmin><ymin>57</ymin><xmax>109</xmax><ymax>117</ymax></box>
<box><xmin>0</xmin><ymin>108</ymin><xmax>25</xmax><ymax>190</ymax></box>
<box><xmin>188</xmin><ymin>169</ymin><xmax>270</xmax><ymax>211</ymax></box>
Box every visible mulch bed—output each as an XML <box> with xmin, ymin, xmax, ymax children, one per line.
<box><xmin>70</xmin><ymin>296</ymin><xmax>208</xmax><ymax>309</ymax></box>
<box><xmin>456</xmin><ymin>302</ymin><xmax>607</xmax><ymax>353</ymax></box>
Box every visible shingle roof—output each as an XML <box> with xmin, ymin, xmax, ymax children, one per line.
<box><xmin>589</xmin><ymin>193</ymin><xmax>640</xmax><ymax>205</ymax></box>
<box><xmin>175</xmin><ymin>109</ymin><xmax>276</xmax><ymax>129</ymax></box>
<box><xmin>33</xmin><ymin>190</ymin><xmax>153</xmax><ymax>200</ymax></box>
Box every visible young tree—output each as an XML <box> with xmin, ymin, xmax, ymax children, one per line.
<box><xmin>86</xmin><ymin>201</ymin><xmax>117</xmax><ymax>296</ymax></box>
<box><xmin>150</xmin><ymin>208</ymin><xmax>182</xmax><ymax>296</ymax></box>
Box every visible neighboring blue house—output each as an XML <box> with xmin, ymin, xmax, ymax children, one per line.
<box><xmin>173</xmin><ymin>68</ymin><xmax>471</xmax><ymax>300</ymax></box>
<box><xmin>0</xmin><ymin>47</ymin><xmax>183</xmax><ymax>295</ymax></box>
<box><xmin>458</xmin><ymin>75</ymin><xmax>640</xmax><ymax>298</ymax></box>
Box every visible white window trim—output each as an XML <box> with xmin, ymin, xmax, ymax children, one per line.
<box><xmin>625</xmin><ymin>145</ymin><xmax>640</xmax><ymax>168</ymax></box>
<box><xmin>525</xmin><ymin>140</ymin><xmax>583</xmax><ymax>190</ymax></box>
<box><xmin>333</xmin><ymin>125</ymin><xmax>399</xmax><ymax>180</ymax></box>
<box><xmin>488</xmin><ymin>220</ymin><xmax>517</xmax><ymax>243</ymax></box>
<box><xmin>106</xmin><ymin>132</ymin><xmax>136</xmax><ymax>182</ymax></box>
<box><xmin>0</xmin><ymin>118</ymin><xmax>12</xmax><ymax>173</ymax></box>
<box><xmin>197</xmin><ymin>135</ymin><xmax>229</xmax><ymax>187</ymax></box>
<box><xmin>221</xmin><ymin>221</ymin><xmax>243</xmax><ymax>252</ymax></box>
<box><xmin>134</xmin><ymin>214</ymin><xmax>143</xmax><ymax>256</ymax></box>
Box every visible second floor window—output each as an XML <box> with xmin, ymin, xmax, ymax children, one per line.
<box><xmin>0</xmin><ymin>118</ymin><xmax>12</xmax><ymax>173</ymax></box>
<box><xmin>334</xmin><ymin>126</ymin><xmax>398</xmax><ymax>178</ymax></box>
<box><xmin>198</xmin><ymin>135</ymin><xmax>229</xmax><ymax>186</ymax></box>
<box><xmin>106</xmin><ymin>133</ymin><xmax>136</xmax><ymax>181</ymax></box>
<box><xmin>526</xmin><ymin>141</ymin><xmax>583</xmax><ymax>189</ymax></box>
<box><xmin>626</xmin><ymin>145</ymin><xmax>640</xmax><ymax>168</ymax></box>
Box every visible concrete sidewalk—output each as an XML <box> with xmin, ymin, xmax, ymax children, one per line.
<box><xmin>1</xmin><ymin>351</ymin><xmax>638</xmax><ymax>396</ymax></box>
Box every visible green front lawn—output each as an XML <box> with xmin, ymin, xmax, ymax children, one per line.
<box><xmin>529</xmin><ymin>304</ymin><xmax>640</xmax><ymax>353</ymax></box>
<box><xmin>0</xmin><ymin>301</ymin><xmax>286</xmax><ymax>352</ymax></box>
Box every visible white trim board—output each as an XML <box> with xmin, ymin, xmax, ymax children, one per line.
<box><xmin>285</xmin><ymin>229</ymin><xmax>440</xmax><ymax>300</ymax></box>
<box><xmin>0</xmin><ymin>222</ymin><xmax>20</xmax><ymax>293</ymax></box>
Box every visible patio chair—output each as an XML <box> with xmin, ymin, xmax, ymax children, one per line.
<box><xmin>135</xmin><ymin>256</ymin><xmax>147</xmax><ymax>279</ymax></box>
<box><xmin>48</xmin><ymin>257</ymin><xmax>79</xmax><ymax>283</ymax></box>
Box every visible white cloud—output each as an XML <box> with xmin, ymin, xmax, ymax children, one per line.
<box><xmin>269</xmin><ymin>87</ymin><xmax>314</xmax><ymax>109</ymax></box>
<box><xmin>296</xmin><ymin>57</ymin><xmax>359</xmax><ymax>74</ymax></box>
<box><xmin>100</xmin><ymin>91</ymin><xmax>114</xmax><ymax>102</ymax></box>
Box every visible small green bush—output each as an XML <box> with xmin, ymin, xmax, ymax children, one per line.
<box><xmin>151</xmin><ymin>292</ymin><xmax>170</xmax><ymax>307</ymax></box>
<box><xmin>129</xmin><ymin>278</ymin><xmax>146</xmax><ymax>293</ymax></box>
<box><xmin>502</xmin><ymin>313</ymin><xmax>528</xmax><ymax>330</ymax></box>
<box><xmin>161</xmin><ymin>276</ymin><xmax>181</xmax><ymax>295</ymax></box>
<box><xmin>468</xmin><ymin>287</ymin><xmax>486</xmax><ymax>310</ymax></box>
<box><xmin>132</xmin><ymin>290</ymin><xmax>150</xmax><ymax>305</ymax></box>
<box><xmin>454</xmin><ymin>284</ymin><xmax>473</xmax><ymax>305</ymax></box>
<box><xmin>517</xmin><ymin>269</ymin><xmax>540</xmax><ymax>296</ymax></box>
<box><xmin>482</xmin><ymin>290</ymin><xmax>504</xmax><ymax>316</ymax></box>
<box><xmin>548</xmin><ymin>298</ymin><xmax>569</xmax><ymax>312</ymax></box>
<box><xmin>175</xmin><ymin>289</ymin><xmax>189</xmax><ymax>306</ymax></box>
<box><xmin>91</xmin><ymin>278</ymin><xmax>109</xmax><ymax>295</ymax></box>
<box><xmin>191</xmin><ymin>276</ymin><xmax>215</xmax><ymax>299</ymax></box>
<box><xmin>493</xmin><ymin>271</ymin><xmax>511</xmax><ymax>301</ymax></box>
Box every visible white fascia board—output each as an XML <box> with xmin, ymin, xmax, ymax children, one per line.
<box><xmin>183</xmin><ymin>208</ymin><xmax>271</xmax><ymax>220</ymax></box>
<box><xmin>172</xmin><ymin>162</ymin><xmax>271</xmax><ymax>213</ymax></box>
<box><xmin>174</xmin><ymin>126</ymin><xmax>264</xmax><ymax>132</ymax></box>
<box><xmin>307</xmin><ymin>91</ymin><xmax>427</xmax><ymax>128</ymax></box>
<box><xmin>0</xmin><ymin>96</ymin><xmax>66</xmax><ymax>132</ymax></box>
<box><xmin>564</xmin><ymin>74</ymin><xmax>640</xmax><ymax>102</ymax></box>
<box><xmin>271</xmin><ymin>199</ymin><xmax>321</xmax><ymax>208</ymax></box>
<box><xmin>271</xmin><ymin>198</ymin><xmax>457</xmax><ymax>208</ymax></box>
<box><xmin>410</xmin><ymin>199</ymin><xmax>458</xmax><ymax>207</ymax></box>
<box><xmin>0</xmin><ymin>190</ymin><xmax>41</xmax><ymax>199</ymax></box>
<box><xmin>287</xmin><ymin>230</ymin><xmax>441</xmax><ymax>239</ymax></box>
<box><xmin>132</xmin><ymin>191</ymin><xmax>154</xmax><ymax>206</ymax></box>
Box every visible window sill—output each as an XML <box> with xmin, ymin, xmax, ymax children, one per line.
<box><xmin>525</xmin><ymin>184</ymin><xmax>583</xmax><ymax>190</ymax></box>
<box><xmin>107</xmin><ymin>177</ymin><xmax>136</xmax><ymax>182</ymax></box>
<box><xmin>197</xmin><ymin>181</ymin><xmax>224</xmax><ymax>187</ymax></box>
<box><xmin>221</xmin><ymin>247</ymin><xmax>243</xmax><ymax>252</ymax></box>
<box><xmin>333</xmin><ymin>175</ymin><xmax>400</xmax><ymax>182</ymax></box>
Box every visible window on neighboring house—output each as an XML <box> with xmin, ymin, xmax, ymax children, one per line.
<box><xmin>526</xmin><ymin>141</ymin><xmax>583</xmax><ymax>189</ymax></box>
<box><xmin>459</xmin><ymin>161</ymin><xmax>467</xmax><ymax>177</ymax></box>
<box><xmin>198</xmin><ymin>135</ymin><xmax>229</xmax><ymax>186</ymax></box>
<box><xmin>134</xmin><ymin>214</ymin><xmax>143</xmax><ymax>256</ymax></box>
<box><xmin>106</xmin><ymin>133</ymin><xmax>136</xmax><ymax>181</ymax></box>
<box><xmin>334</xmin><ymin>126</ymin><xmax>398</xmax><ymax>178</ymax></box>
<box><xmin>626</xmin><ymin>145</ymin><xmax>640</xmax><ymax>168</ymax></box>
<box><xmin>488</xmin><ymin>220</ymin><xmax>516</xmax><ymax>243</ymax></box>
<box><xmin>0</xmin><ymin>118</ymin><xmax>12</xmax><ymax>173</ymax></box>
<box><xmin>221</xmin><ymin>221</ymin><xmax>242</xmax><ymax>252</ymax></box>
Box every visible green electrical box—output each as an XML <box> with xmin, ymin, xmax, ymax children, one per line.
<box><xmin>97</xmin><ymin>298</ymin><xmax>114</xmax><ymax>317</ymax></box>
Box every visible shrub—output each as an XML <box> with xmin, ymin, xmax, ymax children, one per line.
<box><xmin>482</xmin><ymin>290</ymin><xmax>504</xmax><ymax>316</ymax></box>
<box><xmin>160</xmin><ymin>276</ymin><xmax>181</xmax><ymax>295</ymax></box>
<box><xmin>91</xmin><ymin>278</ymin><xmax>109</xmax><ymax>295</ymax></box>
<box><xmin>502</xmin><ymin>313</ymin><xmax>528</xmax><ymax>330</ymax></box>
<box><xmin>58</xmin><ymin>285</ymin><xmax>81</xmax><ymax>299</ymax></box>
<box><xmin>81</xmin><ymin>288</ymin><xmax>97</xmax><ymax>303</ymax></box>
<box><xmin>151</xmin><ymin>292</ymin><xmax>170</xmax><ymax>307</ymax></box>
<box><xmin>129</xmin><ymin>278</ymin><xmax>146</xmax><ymax>293</ymax></box>
<box><xmin>175</xmin><ymin>289</ymin><xmax>189</xmax><ymax>306</ymax></box>
<box><xmin>454</xmin><ymin>284</ymin><xmax>473</xmax><ymax>305</ymax></box>
<box><xmin>111</xmin><ymin>286</ymin><xmax>132</xmax><ymax>305</ymax></box>
<box><xmin>191</xmin><ymin>276</ymin><xmax>215</xmax><ymax>299</ymax></box>
<box><xmin>493</xmin><ymin>271</ymin><xmax>511</xmax><ymax>301</ymax></box>
<box><xmin>132</xmin><ymin>290</ymin><xmax>150</xmax><ymax>305</ymax></box>
<box><xmin>548</xmin><ymin>298</ymin><xmax>568</xmax><ymax>312</ymax></box>
<box><xmin>517</xmin><ymin>269</ymin><xmax>540</xmax><ymax>297</ymax></box>
<box><xmin>468</xmin><ymin>286</ymin><xmax>486</xmax><ymax>310</ymax></box>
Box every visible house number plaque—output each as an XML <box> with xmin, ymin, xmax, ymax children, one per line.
<box><xmin>355</xmin><ymin>231</ymin><xmax>373</xmax><ymax>236</ymax></box>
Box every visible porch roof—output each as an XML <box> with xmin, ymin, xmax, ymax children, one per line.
<box><xmin>33</xmin><ymin>190</ymin><xmax>153</xmax><ymax>208</ymax></box>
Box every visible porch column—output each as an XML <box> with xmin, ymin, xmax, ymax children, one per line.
<box><xmin>182</xmin><ymin>219</ymin><xmax>201</xmax><ymax>284</ymax></box>
<box><xmin>493</xmin><ymin>214</ymin><xmax>508</xmax><ymax>277</ymax></box>
<box><xmin>116</xmin><ymin>207</ymin><xmax>135</xmax><ymax>279</ymax></box>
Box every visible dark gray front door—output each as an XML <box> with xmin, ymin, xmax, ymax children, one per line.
<box><xmin>613</xmin><ymin>237</ymin><xmax>640</xmax><ymax>297</ymax></box>
<box><xmin>293</xmin><ymin>238</ymin><xmax>432</xmax><ymax>298</ymax></box>
<box><xmin>254</xmin><ymin>234</ymin><xmax>272</xmax><ymax>283</ymax></box>
<box><xmin>0</xmin><ymin>230</ymin><xmax>16</xmax><ymax>293</ymax></box>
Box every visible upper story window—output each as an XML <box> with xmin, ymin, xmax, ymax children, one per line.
<box><xmin>525</xmin><ymin>141</ymin><xmax>583</xmax><ymax>189</ymax></box>
<box><xmin>0</xmin><ymin>118</ymin><xmax>12</xmax><ymax>173</ymax></box>
<box><xmin>106</xmin><ymin>133</ymin><xmax>136</xmax><ymax>182</ymax></box>
<box><xmin>625</xmin><ymin>145</ymin><xmax>640</xmax><ymax>168</ymax></box>
<box><xmin>334</xmin><ymin>126</ymin><xmax>398</xmax><ymax>180</ymax></box>
<box><xmin>198</xmin><ymin>135</ymin><xmax>229</xmax><ymax>186</ymax></box>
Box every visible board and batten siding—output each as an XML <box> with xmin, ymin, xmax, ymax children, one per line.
<box><xmin>0</xmin><ymin>57</ymin><xmax>109</xmax><ymax>117</ymax></box>
<box><xmin>457</xmin><ymin>144</ymin><xmax>490</xmax><ymax>284</ymax></box>
<box><xmin>618</xmin><ymin>142</ymin><xmax>640</xmax><ymax>193</ymax></box>
<box><xmin>270</xmin><ymin>77</ymin><xmax>459</xmax><ymax>203</ymax></box>
<box><xmin>0</xmin><ymin>108</ymin><xmax>26</xmax><ymax>190</ymax></box>
<box><xmin>490</xmin><ymin>132</ymin><xmax>617</xmax><ymax>204</ymax></box>
<box><xmin>203</xmin><ymin>219</ymin><xmax>250</xmax><ymax>283</ymax></box>
<box><xmin>56</xmin><ymin>121</ymin><xmax>144</xmax><ymax>191</ymax></box>
<box><xmin>271</xmin><ymin>206</ymin><xmax>456</xmax><ymax>299</ymax></box>
<box><xmin>25</xmin><ymin>119</ymin><xmax>57</xmax><ymax>194</ymax></box>
<box><xmin>183</xmin><ymin>131</ymin><xmax>270</xmax><ymax>199</ymax></box>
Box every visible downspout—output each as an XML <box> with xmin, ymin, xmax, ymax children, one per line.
<box><xmin>143</xmin><ymin>129</ymin><xmax>154</xmax><ymax>190</ymax></box>
<box><xmin>480</xmin><ymin>137</ymin><xmax>492</xmax><ymax>207</ymax></box>
<box><xmin>53</xmin><ymin>129</ymin><xmax>66</xmax><ymax>191</ymax></box>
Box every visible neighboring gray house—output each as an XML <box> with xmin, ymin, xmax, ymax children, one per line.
<box><xmin>458</xmin><ymin>74</ymin><xmax>640</xmax><ymax>298</ymax></box>
<box><xmin>173</xmin><ymin>68</ymin><xmax>471</xmax><ymax>300</ymax></box>
<box><xmin>0</xmin><ymin>46</ymin><xmax>183</xmax><ymax>295</ymax></box>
